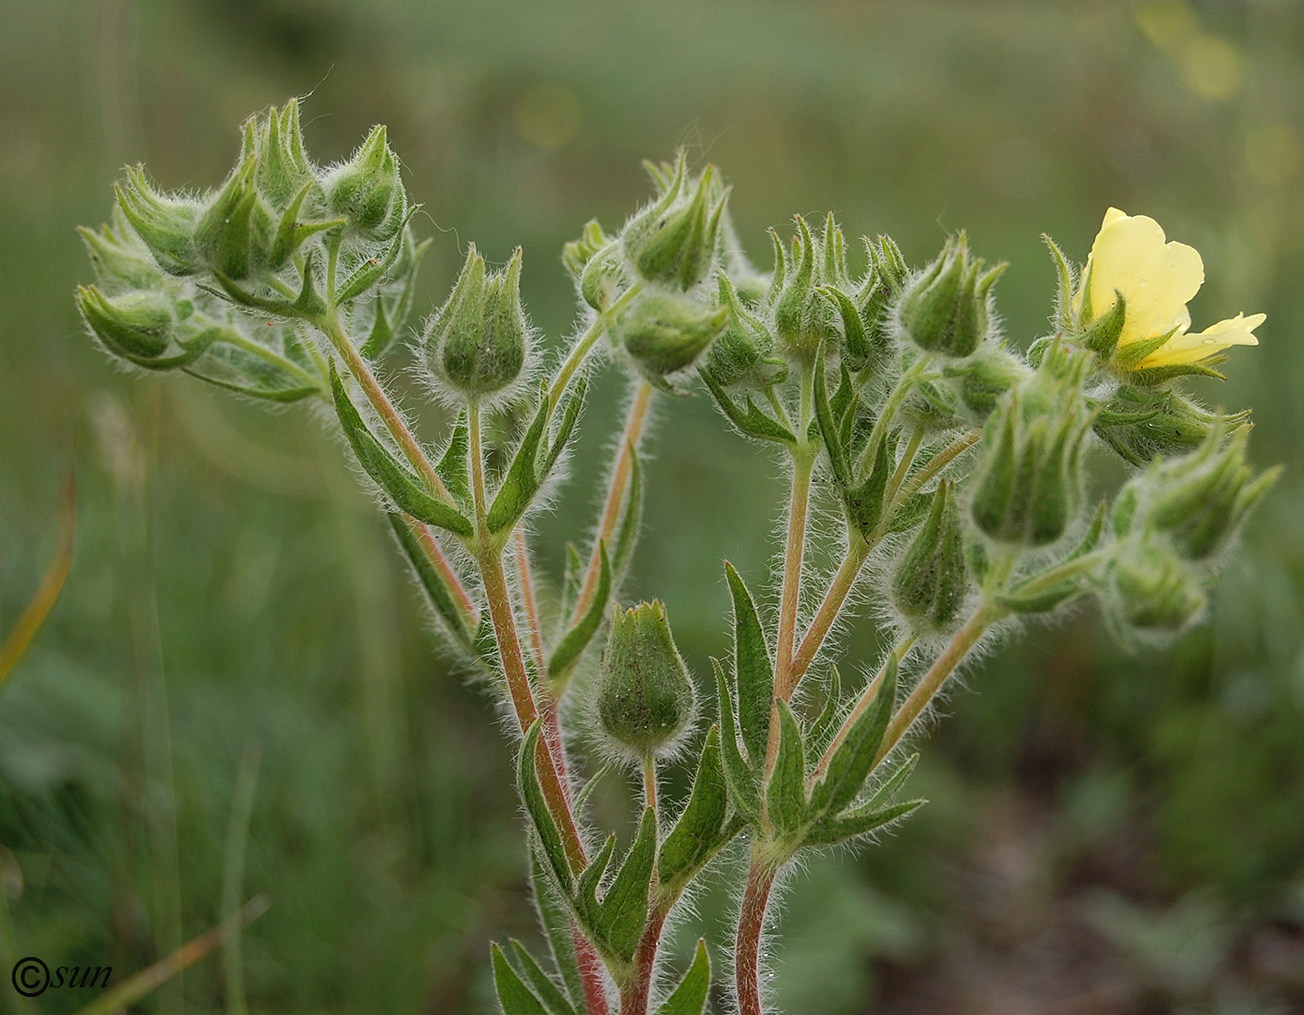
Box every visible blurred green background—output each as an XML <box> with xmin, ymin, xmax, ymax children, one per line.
<box><xmin>2</xmin><ymin>1</ymin><xmax>1303</xmax><ymax>1012</ymax></box>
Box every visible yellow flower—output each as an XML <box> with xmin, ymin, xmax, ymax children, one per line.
<box><xmin>1078</xmin><ymin>207</ymin><xmax>1263</xmax><ymax>369</ymax></box>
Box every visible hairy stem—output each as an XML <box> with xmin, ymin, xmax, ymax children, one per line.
<box><xmin>548</xmin><ymin>283</ymin><xmax>644</xmax><ymax>409</ymax></box>
<box><xmin>576</xmin><ymin>926</ymin><xmax>612</xmax><ymax>1015</ymax></box>
<box><xmin>515</xmin><ymin>530</ymin><xmax>573</xmax><ymax>794</ymax></box>
<box><xmin>735</xmin><ymin>853</ymin><xmax>778</xmax><ymax>1015</ymax></box>
<box><xmin>406</xmin><ymin>516</ymin><xmax>477</xmax><ymax>631</ymax></box>
<box><xmin>873</xmin><ymin>606</ymin><xmax>1000</xmax><ymax>766</ymax></box>
<box><xmin>570</xmin><ymin>379</ymin><xmax>655</xmax><ymax>626</ymax></box>
<box><xmin>775</xmin><ymin>363</ymin><xmax>818</xmax><ymax>702</ymax></box>
<box><xmin>619</xmin><ymin>905</ymin><xmax>670</xmax><ymax>1015</ymax></box>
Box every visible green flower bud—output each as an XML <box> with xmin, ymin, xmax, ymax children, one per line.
<box><xmin>78</xmin><ymin>207</ymin><xmax>165</xmax><ymax>291</ymax></box>
<box><xmin>942</xmin><ymin>347</ymin><xmax>1031</xmax><ymax>422</ymax></box>
<box><xmin>323</xmin><ymin>125</ymin><xmax>407</xmax><ymax>242</ymax></box>
<box><xmin>622</xmin><ymin>154</ymin><xmax>727</xmax><ymax>291</ymax></box>
<box><xmin>596</xmin><ymin>601</ymin><xmax>696</xmax><ymax>762</ymax></box>
<box><xmin>247</xmin><ymin>100</ymin><xmax>315</xmax><ymax>211</ymax></box>
<box><xmin>114</xmin><ymin>167</ymin><xmax>202</xmax><ymax>276</ymax></box>
<box><xmin>1105</xmin><ymin>535</ymin><xmax>1206</xmax><ymax>633</ymax></box>
<box><xmin>769</xmin><ymin>214</ymin><xmax>850</xmax><ymax>359</ymax></box>
<box><xmin>898</xmin><ymin>233</ymin><xmax>1005</xmax><ymax>359</ymax></box>
<box><xmin>891</xmin><ymin>480</ymin><xmax>969</xmax><ymax>632</ymax></box>
<box><xmin>192</xmin><ymin>155</ymin><xmax>277</xmax><ymax>281</ymax></box>
<box><xmin>1093</xmin><ymin>385</ymin><xmax>1250</xmax><ymax>467</ymax></box>
<box><xmin>1116</xmin><ymin>428</ymin><xmax>1280</xmax><ymax>560</ymax></box>
<box><xmin>424</xmin><ymin>244</ymin><xmax>528</xmax><ymax>400</ymax></box>
<box><xmin>565</xmin><ymin>220</ymin><xmax>624</xmax><ymax>312</ymax></box>
<box><xmin>970</xmin><ymin>348</ymin><xmax>1092</xmax><ymax>547</ymax></box>
<box><xmin>611</xmin><ymin>290</ymin><xmax>727</xmax><ymax>387</ymax></box>
<box><xmin>703</xmin><ymin>274</ymin><xmax>787</xmax><ymax>389</ymax></box>
<box><xmin>900</xmin><ymin>377</ymin><xmax>963</xmax><ymax>434</ymax></box>
<box><xmin>77</xmin><ymin>285</ymin><xmax>180</xmax><ymax>361</ymax></box>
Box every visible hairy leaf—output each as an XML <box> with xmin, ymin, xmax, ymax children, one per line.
<box><xmin>653</xmin><ymin>940</ymin><xmax>711</xmax><ymax>1015</ymax></box>
<box><xmin>725</xmin><ymin>563</ymin><xmax>773</xmax><ymax>766</ymax></box>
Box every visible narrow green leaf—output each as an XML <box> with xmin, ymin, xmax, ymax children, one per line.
<box><xmin>658</xmin><ymin>726</ymin><xmax>728</xmax><ymax>890</ymax></box>
<box><xmin>1041</xmin><ymin>233</ymin><xmax>1075</xmax><ymax>331</ymax></box>
<box><xmin>335</xmin><ymin>228</ymin><xmax>406</xmax><ymax>305</ymax></box>
<box><xmin>548</xmin><ymin>543</ymin><xmax>610</xmax><ymax>682</ymax></box>
<box><xmin>700</xmin><ymin>369</ymin><xmax>796</xmax><ymax>444</ymax></box>
<box><xmin>436</xmin><ymin>415</ymin><xmax>472</xmax><ymax>507</ymax></box>
<box><xmin>359</xmin><ymin>298</ymin><xmax>393</xmax><ymax>360</ymax></box>
<box><xmin>386</xmin><ymin>513</ymin><xmax>472</xmax><ymax>649</ymax></box>
<box><xmin>330</xmin><ymin>363</ymin><xmax>474</xmax><ymax>536</ymax></box>
<box><xmin>653</xmin><ymin>940</ymin><xmax>711</xmax><ymax>1015</ymax></box>
<box><xmin>596</xmin><ymin>807</ymin><xmax>657</xmax><ymax>962</ymax></box>
<box><xmin>492</xmin><ymin>943</ymin><xmax>551</xmax><ymax>1015</ymax></box>
<box><xmin>530</xmin><ymin>846</ymin><xmax>583</xmax><ymax>1011</ymax></box>
<box><xmin>724</xmin><ymin>563</ymin><xmax>773</xmax><ymax>766</ymax></box>
<box><xmin>807</xmin><ymin>664</ymin><xmax>843</xmax><ymax>755</ymax></box>
<box><xmin>540</xmin><ymin>376</ymin><xmax>587</xmax><ymax>477</ymax></box>
<box><xmin>713</xmin><ymin>659</ymin><xmax>760</xmax><ymax>822</ymax></box>
<box><xmin>813</xmin><ymin>344</ymin><xmax>850</xmax><ymax>487</ymax></box>
<box><xmin>846</xmin><ymin>434</ymin><xmax>890</xmax><ymax>535</ymax></box>
<box><xmin>766</xmin><ymin>699</ymin><xmax>807</xmax><ymax>837</ymax></box>
<box><xmin>885</xmin><ymin>491</ymin><xmax>932</xmax><ymax>534</ymax></box>
<box><xmin>488</xmin><ymin>388</ymin><xmax>552</xmax><ymax>534</ymax></box>
<box><xmin>517</xmin><ymin>723</ymin><xmax>573</xmax><ymax>894</ymax></box>
<box><xmin>559</xmin><ymin>544</ymin><xmax>583</xmax><ymax>629</ymax></box>
<box><xmin>803</xmin><ymin>799</ymin><xmax>925</xmax><ymax>848</ymax></box>
<box><xmin>996</xmin><ymin>582</ymin><xmax>1085</xmax><ymax>614</ymax></box>
<box><xmin>864</xmin><ymin>753</ymin><xmax>919</xmax><ymax>811</ymax></box>
<box><xmin>509</xmin><ymin>940</ymin><xmax>577</xmax><ymax>1015</ymax></box>
<box><xmin>809</xmin><ymin>655</ymin><xmax>897</xmax><ymax>818</ymax></box>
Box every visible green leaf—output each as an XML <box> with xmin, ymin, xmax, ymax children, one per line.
<box><xmin>658</xmin><ymin>726</ymin><xmax>728</xmax><ymax>890</ymax></box>
<box><xmin>492</xmin><ymin>943</ymin><xmax>551</xmax><ymax>1015</ymax></box>
<box><xmin>509</xmin><ymin>940</ymin><xmax>577</xmax><ymax>1015</ymax></box>
<box><xmin>725</xmin><ymin>563</ymin><xmax>773</xmax><ymax>767</ymax></box>
<box><xmin>653</xmin><ymin>940</ymin><xmax>711</xmax><ymax>1015</ymax></box>
<box><xmin>813</xmin><ymin>344</ymin><xmax>850</xmax><ymax>487</ymax></box>
<box><xmin>487</xmin><ymin>388</ymin><xmax>552</xmax><ymax>534</ymax></box>
<box><xmin>548</xmin><ymin>543</ymin><xmax>610</xmax><ymax>682</ymax></box>
<box><xmin>804</xmin><ymin>799</ymin><xmax>925</xmax><ymax>848</ymax></box>
<box><xmin>701</xmin><ymin>369</ymin><xmax>796</xmax><ymax>444</ymax></box>
<box><xmin>386</xmin><ymin>513</ymin><xmax>472</xmax><ymax>650</ymax></box>
<box><xmin>886</xmin><ymin>491</ymin><xmax>932</xmax><ymax>534</ymax></box>
<box><xmin>575</xmin><ymin>808</ymin><xmax>657</xmax><ymax>964</ymax></box>
<box><xmin>1112</xmin><ymin>330</ymin><xmax>1173</xmax><ymax>369</ymax></box>
<box><xmin>530</xmin><ymin>846</ymin><xmax>583</xmax><ymax>1011</ymax></box>
<box><xmin>518</xmin><ymin>723</ymin><xmax>573</xmax><ymax>894</ymax></box>
<box><xmin>766</xmin><ymin>699</ymin><xmax>807</xmax><ymax>837</ymax></box>
<box><xmin>1042</xmin><ymin>234</ymin><xmax>1075</xmax><ymax>331</ymax></box>
<box><xmin>996</xmin><ymin>583</ymin><xmax>1084</xmax><ymax>614</ymax></box>
<box><xmin>270</xmin><ymin>182</ymin><xmax>345</xmax><ymax>269</ymax></box>
<box><xmin>436</xmin><ymin>415</ymin><xmax>472</xmax><ymax>508</ymax></box>
<box><xmin>864</xmin><ymin>753</ymin><xmax>919</xmax><ymax>811</ymax></box>
<box><xmin>713</xmin><ymin>659</ymin><xmax>760</xmax><ymax>822</ymax></box>
<box><xmin>845</xmin><ymin>434</ymin><xmax>890</xmax><ymax>535</ymax></box>
<box><xmin>559</xmin><ymin>544</ymin><xmax>584</xmax><ymax>629</ymax></box>
<box><xmin>360</xmin><ymin>298</ymin><xmax>394</xmax><ymax>360</ymax></box>
<box><xmin>809</xmin><ymin>655</ymin><xmax>898</xmax><ymax>819</ymax></box>
<box><xmin>806</xmin><ymin>664</ymin><xmax>843</xmax><ymax>755</ymax></box>
<box><xmin>335</xmin><ymin>227</ymin><xmax>406</xmax><ymax>305</ymax></box>
<box><xmin>1128</xmin><ymin>360</ymin><xmax>1228</xmax><ymax>387</ymax></box>
<box><xmin>540</xmin><ymin>376</ymin><xmax>587</xmax><ymax>478</ymax></box>
<box><xmin>329</xmin><ymin>362</ymin><xmax>474</xmax><ymax>537</ymax></box>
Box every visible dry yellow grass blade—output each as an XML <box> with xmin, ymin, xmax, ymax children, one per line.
<box><xmin>0</xmin><ymin>471</ymin><xmax>76</xmax><ymax>689</ymax></box>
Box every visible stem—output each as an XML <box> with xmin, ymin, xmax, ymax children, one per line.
<box><xmin>861</xmin><ymin>356</ymin><xmax>929</xmax><ymax>473</ymax></box>
<box><xmin>642</xmin><ymin>757</ymin><xmax>657</xmax><ymax>812</ymax></box>
<box><xmin>619</xmin><ymin>905</ymin><xmax>669</xmax><ymax>1015</ymax></box>
<box><xmin>406</xmin><ymin>517</ymin><xmax>477</xmax><ymax>631</ymax></box>
<box><xmin>790</xmin><ymin>535</ymin><xmax>872</xmax><ymax>689</ymax></box>
<box><xmin>576</xmin><ymin>926</ymin><xmax>612</xmax><ymax>1015</ymax></box>
<box><xmin>775</xmin><ymin>363</ymin><xmax>818</xmax><ymax>702</ymax></box>
<box><xmin>515</xmin><ymin>530</ymin><xmax>548</xmax><ymax>679</ymax></box>
<box><xmin>569</xmin><ymin>380</ymin><xmax>655</xmax><ymax>627</ymax></box>
<box><xmin>224</xmin><ymin>329</ymin><xmax>325</xmax><ymax>392</ymax></box>
<box><xmin>873</xmin><ymin>606</ymin><xmax>1000</xmax><ymax>766</ymax></box>
<box><xmin>548</xmin><ymin>284</ymin><xmax>644</xmax><ymax>410</ymax></box>
<box><xmin>890</xmin><ymin>428</ymin><xmax>982</xmax><ymax>511</ymax></box>
<box><xmin>735</xmin><ymin>853</ymin><xmax>778</xmax><ymax>1015</ymax></box>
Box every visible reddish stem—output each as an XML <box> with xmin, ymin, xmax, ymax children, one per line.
<box><xmin>735</xmin><ymin>859</ymin><xmax>777</xmax><ymax>1015</ymax></box>
<box><xmin>618</xmin><ymin>906</ymin><xmax>669</xmax><ymax>1015</ymax></box>
<box><xmin>575</xmin><ymin>925</ymin><xmax>611</xmax><ymax>1015</ymax></box>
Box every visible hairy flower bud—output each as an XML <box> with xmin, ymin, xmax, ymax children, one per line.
<box><xmin>943</xmin><ymin>346</ymin><xmax>1031</xmax><ymax>421</ymax></box>
<box><xmin>892</xmin><ymin>480</ymin><xmax>969</xmax><ymax>632</ymax></box>
<box><xmin>596</xmin><ymin>601</ymin><xmax>696</xmax><ymax>762</ymax></box>
<box><xmin>1114</xmin><ymin>428</ymin><xmax>1280</xmax><ymax>561</ymax></box>
<box><xmin>114</xmin><ymin>168</ymin><xmax>203</xmax><ymax>276</ymax></box>
<box><xmin>899</xmin><ymin>233</ymin><xmax>1005</xmax><ymax>359</ymax></box>
<box><xmin>622</xmin><ymin>155</ymin><xmax>727</xmax><ymax>291</ymax></box>
<box><xmin>77</xmin><ymin>285</ymin><xmax>184</xmax><ymax>361</ymax></box>
<box><xmin>1105</xmin><ymin>535</ymin><xmax>1206</xmax><ymax>634</ymax></box>
<box><xmin>563</xmin><ymin>219</ymin><xmax>622</xmax><ymax>311</ymax></box>
<box><xmin>1093</xmin><ymin>385</ymin><xmax>1250</xmax><ymax>467</ymax></box>
<box><xmin>970</xmin><ymin>347</ymin><xmax>1092</xmax><ymax>546</ymax></box>
<box><xmin>703</xmin><ymin>274</ymin><xmax>787</xmax><ymax>389</ymax></box>
<box><xmin>611</xmin><ymin>290</ymin><xmax>727</xmax><ymax>387</ymax></box>
<box><xmin>769</xmin><ymin>214</ymin><xmax>850</xmax><ymax>359</ymax></box>
<box><xmin>323</xmin><ymin>125</ymin><xmax>407</xmax><ymax>242</ymax></box>
<box><xmin>424</xmin><ymin>244</ymin><xmax>528</xmax><ymax>400</ymax></box>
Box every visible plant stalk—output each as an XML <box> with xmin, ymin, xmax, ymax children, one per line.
<box><xmin>735</xmin><ymin>853</ymin><xmax>778</xmax><ymax>1015</ymax></box>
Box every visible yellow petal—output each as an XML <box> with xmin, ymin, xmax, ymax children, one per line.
<box><xmin>1139</xmin><ymin>312</ymin><xmax>1265</xmax><ymax>368</ymax></box>
<box><xmin>1087</xmin><ymin>209</ymin><xmax>1204</xmax><ymax>348</ymax></box>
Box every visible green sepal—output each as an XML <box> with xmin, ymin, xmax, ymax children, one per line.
<box><xmin>658</xmin><ymin>726</ymin><xmax>729</xmax><ymax>892</ymax></box>
<box><xmin>808</xmin><ymin>654</ymin><xmax>897</xmax><ymax>819</ymax></box>
<box><xmin>548</xmin><ymin>542</ymin><xmax>611</xmax><ymax>682</ymax></box>
<box><xmin>713</xmin><ymin>659</ymin><xmax>761</xmax><ymax>822</ymax></box>
<box><xmin>653</xmin><ymin>940</ymin><xmax>711</xmax><ymax>1015</ymax></box>
<box><xmin>1069</xmin><ymin>500</ymin><xmax>1107</xmax><ymax>559</ymax></box>
<box><xmin>269</xmin><ymin>183</ymin><xmax>345</xmax><ymax>270</ymax></box>
<box><xmin>725</xmin><ymin>563</ymin><xmax>774</xmax><ymax>766</ymax></box>
<box><xmin>701</xmin><ymin>369</ymin><xmax>796</xmax><ymax>445</ymax></box>
<box><xmin>530</xmin><ymin>846</ymin><xmax>584</xmax><ymax>1011</ymax></box>
<box><xmin>803</xmin><ymin>799</ymin><xmax>925</xmax><ymax>848</ymax></box>
<box><xmin>387</xmin><ymin>513</ymin><xmax>473</xmax><ymax>650</ymax></box>
<box><xmin>292</xmin><ymin>250</ymin><xmax>328</xmax><ymax>318</ymax></box>
<box><xmin>330</xmin><ymin>362</ymin><xmax>474</xmax><ymax>536</ymax></box>
<box><xmin>508</xmin><ymin>941</ymin><xmax>577</xmax><ymax>1015</ymax></box>
<box><xmin>1042</xmin><ymin>234</ymin><xmax>1075</xmax><ymax>331</ymax></box>
<box><xmin>766</xmin><ymin>699</ymin><xmax>808</xmax><ymax>837</ymax></box>
<box><xmin>492</xmin><ymin>943</ymin><xmax>552</xmax><ymax>1015</ymax></box>
<box><xmin>813</xmin><ymin>344</ymin><xmax>850</xmax><ymax>487</ymax></box>
<box><xmin>1081</xmin><ymin>291</ymin><xmax>1126</xmax><ymax>358</ymax></box>
<box><xmin>576</xmin><ymin>808</ymin><xmax>657</xmax><ymax>964</ymax></box>
<box><xmin>436</xmin><ymin>416</ymin><xmax>472</xmax><ymax>508</ymax></box>
<box><xmin>518</xmin><ymin>723</ymin><xmax>574</xmax><ymax>894</ymax></box>
<box><xmin>1112</xmin><ymin>330</ymin><xmax>1173</xmax><ymax>370</ymax></box>
<box><xmin>1127</xmin><ymin>360</ymin><xmax>1228</xmax><ymax>387</ymax></box>
<box><xmin>817</xmin><ymin>285</ymin><xmax>870</xmax><ymax>370</ymax></box>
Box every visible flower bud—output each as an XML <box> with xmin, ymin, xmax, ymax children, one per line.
<box><xmin>1093</xmin><ymin>385</ymin><xmax>1249</xmax><ymax>467</ymax></box>
<box><xmin>563</xmin><ymin>219</ymin><xmax>614</xmax><ymax>279</ymax></box>
<box><xmin>891</xmin><ymin>480</ymin><xmax>969</xmax><ymax>632</ymax></box>
<box><xmin>703</xmin><ymin>274</ymin><xmax>787</xmax><ymax>389</ymax></box>
<box><xmin>248</xmin><ymin>100</ymin><xmax>315</xmax><ymax>211</ymax></box>
<box><xmin>611</xmin><ymin>290</ymin><xmax>727</xmax><ymax>386</ymax></box>
<box><xmin>942</xmin><ymin>347</ymin><xmax>1031</xmax><ymax>421</ymax></box>
<box><xmin>621</xmin><ymin>155</ymin><xmax>726</xmax><ymax>291</ymax></box>
<box><xmin>562</xmin><ymin>221</ymin><xmax>625</xmax><ymax>312</ymax></box>
<box><xmin>114</xmin><ymin>168</ymin><xmax>202</xmax><ymax>276</ymax></box>
<box><xmin>77</xmin><ymin>285</ymin><xmax>182</xmax><ymax>361</ymax></box>
<box><xmin>596</xmin><ymin>601</ymin><xmax>696</xmax><ymax>762</ymax></box>
<box><xmin>769</xmin><ymin>214</ymin><xmax>850</xmax><ymax>359</ymax></box>
<box><xmin>1105</xmin><ymin>535</ymin><xmax>1206</xmax><ymax>633</ymax></box>
<box><xmin>424</xmin><ymin>244</ymin><xmax>528</xmax><ymax>400</ymax></box>
<box><xmin>323</xmin><ymin>125</ymin><xmax>407</xmax><ymax>242</ymax></box>
<box><xmin>1116</xmin><ymin>428</ymin><xmax>1280</xmax><ymax>561</ymax></box>
<box><xmin>79</xmin><ymin>208</ymin><xmax>165</xmax><ymax>291</ymax></box>
<box><xmin>898</xmin><ymin>233</ymin><xmax>1005</xmax><ymax>359</ymax></box>
<box><xmin>192</xmin><ymin>155</ymin><xmax>276</xmax><ymax>281</ymax></box>
<box><xmin>970</xmin><ymin>350</ymin><xmax>1092</xmax><ymax>546</ymax></box>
